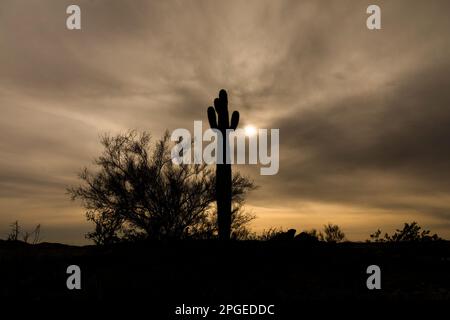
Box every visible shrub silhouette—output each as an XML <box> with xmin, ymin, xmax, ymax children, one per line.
<box><xmin>262</xmin><ymin>228</ymin><xmax>296</xmax><ymax>241</ymax></box>
<box><xmin>207</xmin><ymin>89</ymin><xmax>240</xmax><ymax>240</ymax></box>
<box><xmin>68</xmin><ymin>130</ymin><xmax>254</xmax><ymax>244</ymax></box>
<box><xmin>321</xmin><ymin>223</ymin><xmax>346</xmax><ymax>243</ymax></box>
<box><xmin>7</xmin><ymin>221</ymin><xmax>20</xmax><ymax>241</ymax></box>
<box><xmin>368</xmin><ymin>222</ymin><xmax>441</xmax><ymax>242</ymax></box>
<box><xmin>257</xmin><ymin>227</ymin><xmax>333</xmax><ymax>242</ymax></box>
<box><xmin>295</xmin><ymin>229</ymin><xmax>321</xmax><ymax>243</ymax></box>
<box><xmin>7</xmin><ymin>221</ymin><xmax>41</xmax><ymax>244</ymax></box>
<box><xmin>257</xmin><ymin>227</ymin><xmax>287</xmax><ymax>241</ymax></box>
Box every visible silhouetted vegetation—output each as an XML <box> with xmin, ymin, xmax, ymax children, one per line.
<box><xmin>255</xmin><ymin>222</ymin><xmax>442</xmax><ymax>244</ymax></box>
<box><xmin>257</xmin><ymin>227</ymin><xmax>286</xmax><ymax>241</ymax></box>
<box><xmin>256</xmin><ymin>227</ymin><xmax>295</xmax><ymax>241</ymax></box>
<box><xmin>257</xmin><ymin>224</ymin><xmax>344</xmax><ymax>243</ymax></box>
<box><xmin>7</xmin><ymin>221</ymin><xmax>20</xmax><ymax>241</ymax></box>
<box><xmin>368</xmin><ymin>222</ymin><xmax>441</xmax><ymax>243</ymax></box>
<box><xmin>322</xmin><ymin>223</ymin><xmax>346</xmax><ymax>243</ymax></box>
<box><xmin>7</xmin><ymin>221</ymin><xmax>41</xmax><ymax>244</ymax></box>
<box><xmin>294</xmin><ymin>229</ymin><xmax>322</xmax><ymax>243</ymax></box>
<box><xmin>68</xmin><ymin>130</ymin><xmax>255</xmax><ymax>244</ymax></box>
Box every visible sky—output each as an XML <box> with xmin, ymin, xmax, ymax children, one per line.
<box><xmin>1</xmin><ymin>0</ymin><xmax>450</xmax><ymax>244</ymax></box>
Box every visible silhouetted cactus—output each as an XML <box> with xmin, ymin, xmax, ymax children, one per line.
<box><xmin>207</xmin><ymin>89</ymin><xmax>239</xmax><ymax>240</ymax></box>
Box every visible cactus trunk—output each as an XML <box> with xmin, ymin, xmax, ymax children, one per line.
<box><xmin>216</xmin><ymin>160</ymin><xmax>232</xmax><ymax>240</ymax></box>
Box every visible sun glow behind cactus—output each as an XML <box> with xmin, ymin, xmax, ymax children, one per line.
<box><xmin>244</xmin><ymin>125</ymin><xmax>257</xmax><ymax>136</ymax></box>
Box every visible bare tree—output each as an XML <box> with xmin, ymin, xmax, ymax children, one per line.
<box><xmin>7</xmin><ymin>221</ymin><xmax>42</xmax><ymax>244</ymax></box>
<box><xmin>7</xmin><ymin>221</ymin><xmax>20</xmax><ymax>241</ymax></box>
<box><xmin>68</xmin><ymin>130</ymin><xmax>255</xmax><ymax>244</ymax></box>
<box><xmin>31</xmin><ymin>224</ymin><xmax>42</xmax><ymax>244</ymax></box>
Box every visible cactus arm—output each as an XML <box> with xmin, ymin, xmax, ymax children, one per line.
<box><xmin>230</xmin><ymin>111</ymin><xmax>239</xmax><ymax>130</ymax></box>
<box><xmin>207</xmin><ymin>106</ymin><xmax>218</xmax><ymax>129</ymax></box>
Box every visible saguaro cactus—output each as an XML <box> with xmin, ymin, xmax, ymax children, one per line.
<box><xmin>207</xmin><ymin>89</ymin><xmax>239</xmax><ymax>240</ymax></box>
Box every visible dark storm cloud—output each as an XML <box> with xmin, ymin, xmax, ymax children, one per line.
<box><xmin>1</xmin><ymin>0</ymin><xmax>450</xmax><ymax>241</ymax></box>
<box><xmin>262</xmin><ymin>63</ymin><xmax>450</xmax><ymax>218</ymax></box>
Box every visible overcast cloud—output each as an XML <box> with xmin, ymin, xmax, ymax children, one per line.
<box><xmin>1</xmin><ymin>0</ymin><xmax>449</xmax><ymax>243</ymax></box>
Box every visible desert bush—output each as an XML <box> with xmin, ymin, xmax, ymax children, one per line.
<box><xmin>257</xmin><ymin>228</ymin><xmax>297</xmax><ymax>241</ymax></box>
<box><xmin>321</xmin><ymin>223</ymin><xmax>346</xmax><ymax>243</ymax></box>
<box><xmin>295</xmin><ymin>229</ymin><xmax>322</xmax><ymax>242</ymax></box>
<box><xmin>368</xmin><ymin>222</ymin><xmax>441</xmax><ymax>242</ymax></box>
<box><xmin>68</xmin><ymin>131</ymin><xmax>255</xmax><ymax>244</ymax></box>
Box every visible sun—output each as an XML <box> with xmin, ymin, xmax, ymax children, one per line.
<box><xmin>244</xmin><ymin>125</ymin><xmax>257</xmax><ymax>136</ymax></box>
